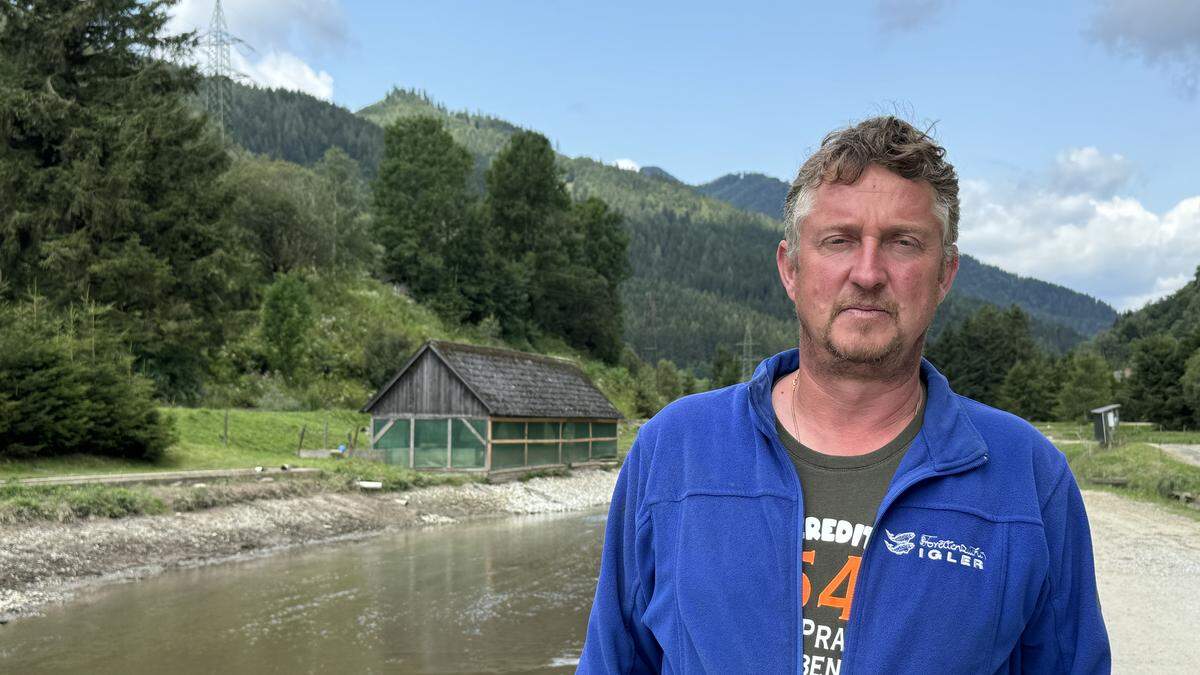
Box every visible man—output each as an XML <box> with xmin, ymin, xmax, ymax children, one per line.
<box><xmin>578</xmin><ymin>117</ymin><xmax>1110</xmax><ymax>674</ymax></box>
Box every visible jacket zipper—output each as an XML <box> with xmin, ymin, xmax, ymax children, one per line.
<box><xmin>839</xmin><ymin>453</ymin><xmax>988</xmax><ymax>671</ymax></box>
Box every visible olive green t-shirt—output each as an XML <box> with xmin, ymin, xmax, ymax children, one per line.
<box><xmin>773</xmin><ymin>381</ymin><xmax>925</xmax><ymax>675</ymax></box>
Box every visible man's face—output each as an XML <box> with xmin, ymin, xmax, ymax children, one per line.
<box><xmin>777</xmin><ymin>164</ymin><xmax>957</xmax><ymax>375</ymax></box>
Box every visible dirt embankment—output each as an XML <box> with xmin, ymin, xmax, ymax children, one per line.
<box><xmin>0</xmin><ymin>469</ymin><xmax>619</xmax><ymax>622</ymax></box>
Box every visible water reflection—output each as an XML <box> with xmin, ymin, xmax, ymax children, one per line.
<box><xmin>0</xmin><ymin>510</ymin><xmax>609</xmax><ymax>674</ymax></box>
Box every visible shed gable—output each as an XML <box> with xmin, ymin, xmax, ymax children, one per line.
<box><xmin>367</xmin><ymin>349</ymin><xmax>489</xmax><ymax>417</ymax></box>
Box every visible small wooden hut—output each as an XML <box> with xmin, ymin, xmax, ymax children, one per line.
<box><xmin>360</xmin><ymin>340</ymin><xmax>622</xmax><ymax>474</ymax></box>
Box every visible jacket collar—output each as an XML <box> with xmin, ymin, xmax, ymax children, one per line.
<box><xmin>747</xmin><ymin>348</ymin><xmax>988</xmax><ymax>473</ymax></box>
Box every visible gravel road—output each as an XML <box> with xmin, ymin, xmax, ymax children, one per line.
<box><xmin>1153</xmin><ymin>443</ymin><xmax>1200</xmax><ymax>468</ymax></box>
<box><xmin>1084</xmin><ymin>490</ymin><xmax>1200</xmax><ymax>674</ymax></box>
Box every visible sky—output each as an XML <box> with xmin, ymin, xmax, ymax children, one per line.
<box><xmin>167</xmin><ymin>0</ymin><xmax>1200</xmax><ymax>312</ymax></box>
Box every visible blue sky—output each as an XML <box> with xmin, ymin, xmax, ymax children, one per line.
<box><xmin>168</xmin><ymin>1</ymin><xmax>1200</xmax><ymax>311</ymax></box>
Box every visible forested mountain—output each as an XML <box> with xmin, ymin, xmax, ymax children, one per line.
<box><xmin>1095</xmin><ymin>267</ymin><xmax>1200</xmax><ymax>366</ymax></box>
<box><xmin>638</xmin><ymin>166</ymin><xmax>684</xmax><ymax>184</ymax></box>
<box><xmin>953</xmin><ymin>255</ymin><xmax>1116</xmax><ymax>336</ymax></box>
<box><xmin>695</xmin><ymin>172</ymin><xmax>789</xmax><ymax>220</ymax></box>
<box><xmin>695</xmin><ymin>171</ymin><xmax>1118</xmax><ymax>339</ymax></box>
<box><xmin>221</xmin><ymin>81</ymin><xmax>383</xmax><ymax>174</ymax></box>
<box><xmin>221</xmin><ymin>85</ymin><xmax>1110</xmax><ymax>372</ymax></box>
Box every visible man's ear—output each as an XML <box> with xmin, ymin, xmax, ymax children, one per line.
<box><xmin>777</xmin><ymin>239</ymin><xmax>799</xmax><ymax>303</ymax></box>
<box><xmin>937</xmin><ymin>245</ymin><xmax>959</xmax><ymax>304</ymax></box>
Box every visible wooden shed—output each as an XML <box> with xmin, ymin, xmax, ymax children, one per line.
<box><xmin>360</xmin><ymin>340</ymin><xmax>623</xmax><ymax>474</ymax></box>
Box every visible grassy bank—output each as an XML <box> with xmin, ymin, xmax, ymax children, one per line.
<box><xmin>1037</xmin><ymin>421</ymin><xmax>1200</xmax><ymax>446</ymax></box>
<box><xmin>0</xmin><ymin>408</ymin><xmax>369</xmax><ymax>480</ymax></box>
<box><xmin>0</xmin><ymin>459</ymin><xmax>483</xmax><ymax>525</ymax></box>
<box><xmin>1058</xmin><ymin>441</ymin><xmax>1200</xmax><ymax>516</ymax></box>
<box><xmin>0</xmin><ymin>407</ymin><xmax>639</xmax><ymax>524</ymax></box>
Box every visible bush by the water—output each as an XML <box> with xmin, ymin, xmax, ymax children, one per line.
<box><xmin>0</xmin><ymin>302</ymin><xmax>176</xmax><ymax>461</ymax></box>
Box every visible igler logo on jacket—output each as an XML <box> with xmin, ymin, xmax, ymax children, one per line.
<box><xmin>885</xmin><ymin>528</ymin><xmax>986</xmax><ymax>570</ymax></box>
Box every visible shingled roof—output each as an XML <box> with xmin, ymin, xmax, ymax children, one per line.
<box><xmin>362</xmin><ymin>340</ymin><xmax>622</xmax><ymax>419</ymax></box>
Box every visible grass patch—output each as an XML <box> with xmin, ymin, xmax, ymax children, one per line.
<box><xmin>1059</xmin><ymin>441</ymin><xmax>1200</xmax><ymax>519</ymax></box>
<box><xmin>518</xmin><ymin>467</ymin><xmax>572</xmax><ymax>481</ymax></box>
<box><xmin>322</xmin><ymin>459</ymin><xmax>480</xmax><ymax>491</ymax></box>
<box><xmin>0</xmin><ymin>408</ymin><xmax>370</xmax><ymax>480</ymax></box>
<box><xmin>0</xmin><ymin>483</ymin><xmax>167</xmax><ymax>524</ymax></box>
<box><xmin>1038</xmin><ymin>421</ymin><xmax>1200</xmax><ymax>446</ymax></box>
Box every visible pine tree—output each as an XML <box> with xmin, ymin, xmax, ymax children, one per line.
<box><xmin>1054</xmin><ymin>351</ymin><xmax>1115</xmax><ymax>422</ymax></box>
<box><xmin>711</xmin><ymin>346</ymin><xmax>741</xmax><ymax>388</ymax></box>
<box><xmin>926</xmin><ymin>305</ymin><xmax>1038</xmax><ymax>406</ymax></box>
<box><xmin>0</xmin><ymin>300</ymin><xmax>175</xmax><ymax>460</ymax></box>
<box><xmin>1179</xmin><ymin>348</ymin><xmax>1200</xmax><ymax>427</ymax></box>
<box><xmin>656</xmin><ymin>359</ymin><xmax>683</xmax><ymax>403</ymax></box>
<box><xmin>260</xmin><ymin>274</ymin><xmax>314</xmax><ymax>381</ymax></box>
<box><xmin>372</xmin><ymin>116</ymin><xmax>474</xmax><ymax>315</ymax></box>
<box><xmin>484</xmin><ymin>130</ymin><xmax>570</xmax><ymax>339</ymax></box>
<box><xmin>999</xmin><ymin>354</ymin><xmax>1061</xmax><ymax>421</ymax></box>
<box><xmin>1123</xmin><ymin>335</ymin><xmax>1190</xmax><ymax>427</ymax></box>
<box><xmin>314</xmin><ymin>147</ymin><xmax>376</xmax><ymax>270</ymax></box>
<box><xmin>0</xmin><ymin>0</ymin><xmax>246</xmax><ymax>400</ymax></box>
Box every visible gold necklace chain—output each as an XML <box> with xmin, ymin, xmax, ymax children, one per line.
<box><xmin>787</xmin><ymin>369</ymin><xmax>923</xmax><ymax>443</ymax></box>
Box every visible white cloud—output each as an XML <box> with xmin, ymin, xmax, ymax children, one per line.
<box><xmin>167</xmin><ymin>0</ymin><xmax>343</xmax><ymax>99</ymax></box>
<box><xmin>230</xmin><ymin>49</ymin><xmax>333</xmax><ymax>100</ymax></box>
<box><xmin>1088</xmin><ymin>0</ymin><xmax>1200</xmax><ymax>97</ymax></box>
<box><xmin>1049</xmin><ymin>147</ymin><xmax>1131</xmax><ymax>197</ymax></box>
<box><xmin>959</xmin><ymin>166</ymin><xmax>1200</xmax><ymax>310</ymax></box>
<box><xmin>613</xmin><ymin>158</ymin><xmax>641</xmax><ymax>172</ymax></box>
<box><xmin>168</xmin><ymin>0</ymin><xmax>349</xmax><ymax>54</ymax></box>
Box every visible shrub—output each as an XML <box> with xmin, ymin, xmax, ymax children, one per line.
<box><xmin>0</xmin><ymin>302</ymin><xmax>176</xmax><ymax>461</ymax></box>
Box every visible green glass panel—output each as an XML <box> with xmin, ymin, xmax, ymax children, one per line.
<box><xmin>375</xmin><ymin>418</ymin><xmax>410</xmax><ymax>467</ymax></box>
<box><xmin>414</xmin><ymin>419</ymin><xmax>449</xmax><ymax>468</ymax></box>
<box><xmin>493</xmin><ymin>422</ymin><xmax>526</xmax><ymax>440</ymax></box>
<box><xmin>562</xmin><ymin>422</ymin><xmax>589</xmax><ymax>439</ymax></box>
<box><xmin>527</xmin><ymin>442</ymin><xmax>560</xmax><ymax>466</ymax></box>
<box><xmin>563</xmin><ymin>441</ymin><xmax>590</xmax><ymax>463</ymax></box>
<box><xmin>491</xmin><ymin>443</ymin><xmax>525</xmax><ymax>469</ymax></box>
<box><xmin>527</xmin><ymin>422</ymin><xmax>559</xmax><ymax>440</ymax></box>
<box><xmin>451</xmin><ymin>418</ymin><xmax>486</xmax><ymax>469</ymax></box>
<box><xmin>592</xmin><ymin>422</ymin><xmax>618</xmax><ymax>439</ymax></box>
<box><xmin>591</xmin><ymin>438</ymin><xmax>617</xmax><ymax>458</ymax></box>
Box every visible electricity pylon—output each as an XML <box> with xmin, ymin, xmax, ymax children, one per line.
<box><xmin>197</xmin><ymin>0</ymin><xmax>253</xmax><ymax>139</ymax></box>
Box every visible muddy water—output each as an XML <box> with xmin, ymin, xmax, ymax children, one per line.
<box><xmin>0</xmin><ymin>509</ymin><xmax>609</xmax><ymax>674</ymax></box>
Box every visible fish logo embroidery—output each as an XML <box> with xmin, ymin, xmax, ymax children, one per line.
<box><xmin>884</xmin><ymin>529</ymin><xmax>916</xmax><ymax>555</ymax></box>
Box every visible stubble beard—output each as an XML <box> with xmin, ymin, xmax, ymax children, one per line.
<box><xmin>796</xmin><ymin>298</ymin><xmax>916</xmax><ymax>380</ymax></box>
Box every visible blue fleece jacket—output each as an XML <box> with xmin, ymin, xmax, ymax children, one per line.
<box><xmin>579</xmin><ymin>349</ymin><xmax>1110</xmax><ymax>674</ymax></box>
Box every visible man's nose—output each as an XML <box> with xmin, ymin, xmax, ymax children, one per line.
<box><xmin>847</xmin><ymin>239</ymin><xmax>886</xmax><ymax>290</ymax></box>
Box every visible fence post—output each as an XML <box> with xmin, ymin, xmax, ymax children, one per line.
<box><xmin>323</xmin><ymin>419</ymin><xmax>329</xmax><ymax>450</ymax></box>
<box><xmin>297</xmin><ymin>424</ymin><xmax>307</xmax><ymax>454</ymax></box>
<box><xmin>223</xmin><ymin>409</ymin><xmax>230</xmax><ymax>447</ymax></box>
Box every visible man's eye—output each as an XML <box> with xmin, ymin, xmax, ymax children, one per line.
<box><xmin>894</xmin><ymin>237</ymin><xmax>919</xmax><ymax>248</ymax></box>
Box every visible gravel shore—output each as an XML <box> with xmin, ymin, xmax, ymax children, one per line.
<box><xmin>0</xmin><ymin>468</ymin><xmax>619</xmax><ymax>622</ymax></box>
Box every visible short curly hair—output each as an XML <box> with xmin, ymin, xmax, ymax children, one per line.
<box><xmin>783</xmin><ymin>116</ymin><xmax>959</xmax><ymax>261</ymax></box>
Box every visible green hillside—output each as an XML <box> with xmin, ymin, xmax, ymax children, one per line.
<box><xmin>695</xmin><ymin>172</ymin><xmax>789</xmax><ymax>220</ymax></box>
<box><xmin>1095</xmin><ymin>267</ymin><xmax>1200</xmax><ymax>366</ymax></box>
<box><xmin>221</xmin><ymin>80</ymin><xmax>383</xmax><ymax>174</ymax></box>
<box><xmin>219</xmin><ymin>84</ymin><xmax>1107</xmax><ymax>368</ymax></box>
